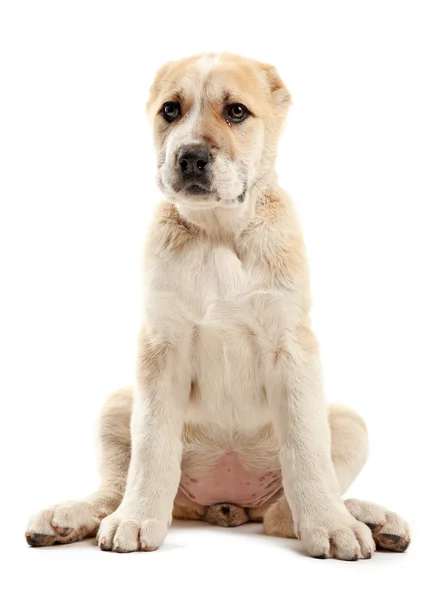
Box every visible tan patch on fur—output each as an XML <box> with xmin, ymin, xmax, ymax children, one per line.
<box><xmin>196</xmin><ymin>110</ymin><xmax>235</xmax><ymax>159</ymax></box>
<box><xmin>172</xmin><ymin>500</ymin><xmax>206</xmax><ymax>521</ymax></box>
<box><xmin>263</xmin><ymin>495</ymin><xmax>297</xmax><ymax>538</ymax></box>
<box><xmin>296</xmin><ymin>325</ymin><xmax>319</xmax><ymax>354</ymax></box>
<box><xmin>258</xmin><ymin>190</ymin><xmax>307</xmax><ymax>278</ymax></box>
<box><xmin>137</xmin><ymin>329</ymin><xmax>168</xmax><ymax>388</ymax></box>
<box><xmin>147</xmin><ymin>202</ymin><xmax>198</xmax><ymax>259</ymax></box>
<box><xmin>237</xmin><ymin>188</ymin><xmax>311</xmax><ymax>314</ymax></box>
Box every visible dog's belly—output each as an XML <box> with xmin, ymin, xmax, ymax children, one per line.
<box><xmin>179</xmin><ymin>450</ymin><xmax>282</xmax><ymax>508</ymax></box>
<box><xmin>179</xmin><ymin>420</ymin><xmax>282</xmax><ymax>508</ymax></box>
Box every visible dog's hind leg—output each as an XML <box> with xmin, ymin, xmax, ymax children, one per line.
<box><xmin>26</xmin><ymin>387</ymin><xmax>132</xmax><ymax>547</ymax></box>
<box><xmin>263</xmin><ymin>404</ymin><xmax>411</xmax><ymax>552</ymax></box>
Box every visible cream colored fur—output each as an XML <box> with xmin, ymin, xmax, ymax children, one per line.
<box><xmin>26</xmin><ymin>53</ymin><xmax>410</xmax><ymax>559</ymax></box>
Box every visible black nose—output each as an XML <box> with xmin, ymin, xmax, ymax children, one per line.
<box><xmin>178</xmin><ymin>145</ymin><xmax>210</xmax><ymax>175</ymax></box>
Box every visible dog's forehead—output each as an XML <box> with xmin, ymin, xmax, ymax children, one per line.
<box><xmin>150</xmin><ymin>53</ymin><xmax>269</xmax><ymax>109</ymax></box>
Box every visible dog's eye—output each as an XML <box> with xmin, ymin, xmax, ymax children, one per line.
<box><xmin>225</xmin><ymin>103</ymin><xmax>249</xmax><ymax>123</ymax></box>
<box><xmin>161</xmin><ymin>101</ymin><xmax>181</xmax><ymax>122</ymax></box>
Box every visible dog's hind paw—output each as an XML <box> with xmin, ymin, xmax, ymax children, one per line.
<box><xmin>345</xmin><ymin>498</ymin><xmax>411</xmax><ymax>552</ymax></box>
<box><xmin>26</xmin><ymin>501</ymin><xmax>104</xmax><ymax>547</ymax></box>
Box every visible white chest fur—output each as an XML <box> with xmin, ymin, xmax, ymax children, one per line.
<box><xmin>145</xmin><ymin>237</ymin><xmax>270</xmax><ymax>429</ymax></box>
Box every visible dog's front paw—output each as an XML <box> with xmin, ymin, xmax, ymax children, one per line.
<box><xmin>301</xmin><ymin>512</ymin><xmax>375</xmax><ymax>561</ymax></box>
<box><xmin>97</xmin><ymin>510</ymin><xmax>167</xmax><ymax>553</ymax></box>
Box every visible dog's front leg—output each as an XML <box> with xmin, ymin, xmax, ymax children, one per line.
<box><xmin>265</xmin><ymin>324</ymin><xmax>375</xmax><ymax>561</ymax></box>
<box><xmin>98</xmin><ymin>317</ymin><xmax>192</xmax><ymax>553</ymax></box>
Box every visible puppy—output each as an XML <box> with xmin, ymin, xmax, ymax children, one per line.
<box><xmin>26</xmin><ymin>53</ymin><xmax>410</xmax><ymax>559</ymax></box>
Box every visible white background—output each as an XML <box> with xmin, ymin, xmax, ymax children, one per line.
<box><xmin>1</xmin><ymin>1</ymin><xmax>440</xmax><ymax>597</ymax></box>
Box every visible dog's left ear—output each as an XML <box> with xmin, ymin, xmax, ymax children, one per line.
<box><xmin>262</xmin><ymin>64</ymin><xmax>292</xmax><ymax>108</ymax></box>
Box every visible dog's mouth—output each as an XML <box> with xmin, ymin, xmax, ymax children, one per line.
<box><xmin>181</xmin><ymin>182</ymin><xmax>212</xmax><ymax>196</ymax></box>
<box><xmin>179</xmin><ymin>183</ymin><xmax>247</xmax><ymax>204</ymax></box>
<box><xmin>160</xmin><ymin>174</ymin><xmax>247</xmax><ymax>205</ymax></box>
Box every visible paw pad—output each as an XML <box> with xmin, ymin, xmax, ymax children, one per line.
<box><xmin>26</xmin><ymin>532</ymin><xmax>56</xmax><ymax>547</ymax></box>
<box><xmin>376</xmin><ymin>533</ymin><xmax>410</xmax><ymax>553</ymax></box>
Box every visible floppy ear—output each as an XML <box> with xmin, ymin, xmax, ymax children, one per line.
<box><xmin>262</xmin><ymin>64</ymin><xmax>292</xmax><ymax>108</ymax></box>
<box><xmin>146</xmin><ymin>60</ymin><xmax>174</xmax><ymax>115</ymax></box>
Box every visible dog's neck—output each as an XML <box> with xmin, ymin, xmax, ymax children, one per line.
<box><xmin>170</xmin><ymin>169</ymin><xmax>278</xmax><ymax>239</ymax></box>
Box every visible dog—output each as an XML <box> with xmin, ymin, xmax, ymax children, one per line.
<box><xmin>26</xmin><ymin>53</ymin><xmax>410</xmax><ymax>559</ymax></box>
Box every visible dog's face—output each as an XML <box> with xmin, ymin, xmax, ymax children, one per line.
<box><xmin>147</xmin><ymin>53</ymin><xmax>291</xmax><ymax>210</ymax></box>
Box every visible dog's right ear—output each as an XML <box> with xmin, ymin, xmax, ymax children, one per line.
<box><xmin>261</xmin><ymin>64</ymin><xmax>292</xmax><ymax>109</ymax></box>
<box><xmin>146</xmin><ymin>61</ymin><xmax>174</xmax><ymax>116</ymax></box>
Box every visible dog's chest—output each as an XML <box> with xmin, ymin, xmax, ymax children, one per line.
<box><xmin>157</xmin><ymin>239</ymin><xmax>262</xmax><ymax>319</ymax></box>
<box><xmin>194</xmin><ymin>246</ymin><xmax>268</xmax><ymax>423</ymax></box>
<box><xmin>186</xmin><ymin>242</ymin><xmax>250</xmax><ymax>311</ymax></box>
<box><xmin>148</xmin><ymin>239</ymin><xmax>270</xmax><ymax>425</ymax></box>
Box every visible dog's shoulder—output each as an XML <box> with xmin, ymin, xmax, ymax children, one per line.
<box><xmin>239</xmin><ymin>187</ymin><xmax>309</xmax><ymax>284</ymax></box>
<box><xmin>146</xmin><ymin>201</ymin><xmax>199</xmax><ymax>260</ymax></box>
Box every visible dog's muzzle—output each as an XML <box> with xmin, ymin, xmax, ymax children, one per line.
<box><xmin>176</xmin><ymin>144</ymin><xmax>212</xmax><ymax>195</ymax></box>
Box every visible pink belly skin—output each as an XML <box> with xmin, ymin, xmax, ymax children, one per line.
<box><xmin>179</xmin><ymin>451</ymin><xmax>283</xmax><ymax>508</ymax></box>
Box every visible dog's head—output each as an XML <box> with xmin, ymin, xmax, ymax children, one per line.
<box><xmin>147</xmin><ymin>53</ymin><xmax>291</xmax><ymax>210</ymax></box>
